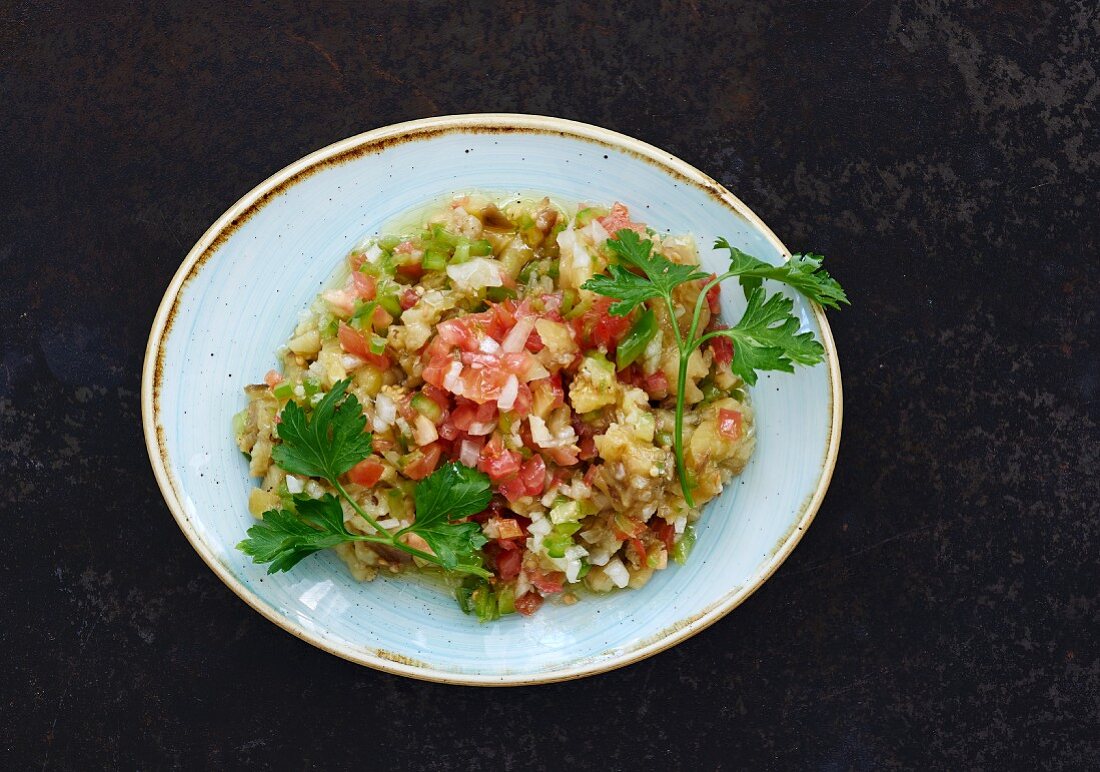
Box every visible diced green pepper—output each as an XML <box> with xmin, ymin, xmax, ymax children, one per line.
<box><xmin>550</xmin><ymin>499</ymin><xmax>583</xmax><ymax>525</ymax></box>
<box><xmin>421</xmin><ymin>249</ymin><xmax>448</xmax><ymax>272</ymax></box>
<box><xmin>577</xmin><ymin>560</ymin><xmax>591</xmax><ymax>579</ymax></box>
<box><xmin>350</xmin><ymin>300</ymin><xmax>377</xmax><ymax>329</ymax></box>
<box><xmin>496</xmin><ymin>584</ymin><xmax>516</xmax><ymax>616</ymax></box>
<box><xmin>272</xmin><ymin>381</ymin><xmax>294</xmax><ymax>400</ymax></box>
<box><xmin>410</xmin><ymin>392</ymin><xmax>443</xmax><ymax>423</ymax></box>
<box><xmin>616</xmin><ymin>308</ymin><xmax>657</xmax><ymax>370</ymax></box>
<box><xmin>385</xmin><ymin>488</ymin><xmax>408</xmax><ymax>520</ymax></box>
<box><xmin>575</xmin><ymin>206</ymin><xmax>607</xmax><ymax>227</ymax></box>
<box><xmin>378</xmin><ymin>291</ymin><xmax>402</xmax><ymax>318</ymax></box>
<box><xmin>543</xmin><ymin>532</ymin><xmax>573</xmax><ymax>559</ymax></box>
<box><xmin>560</xmin><ymin>288</ymin><xmax>577</xmax><ymax>316</ymax></box>
<box><xmin>672</xmin><ymin>525</ymin><xmax>697</xmax><ymax>564</ymax></box>
<box><xmin>378</xmin><ymin>235</ymin><xmax>403</xmax><ymax>251</ymax></box>
<box><xmin>231</xmin><ymin>408</ymin><xmax>247</xmax><ymax>440</ymax></box>
<box><xmin>369</xmin><ymin>333</ymin><xmax>387</xmax><ymax>355</ymax></box>
<box><xmin>486</xmin><ymin>286</ymin><xmax>517</xmax><ymax>303</ymax></box>
<box><xmin>472</xmin><ymin>582</ymin><xmax>499</xmax><ymax>622</ymax></box>
<box><xmin>451</xmin><ymin>242</ymin><xmax>471</xmax><ymax>264</ymax></box>
<box><xmin>469</xmin><ymin>239</ymin><xmax>493</xmax><ymax>257</ymax></box>
<box><xmin>302</xmin><ymin>378</ymin><xmax>320</xmax><ymax>397</ymax></box>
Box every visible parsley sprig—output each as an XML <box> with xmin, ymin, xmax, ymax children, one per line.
<box><xmin>238</xmin><ymin>379</ymin><xmax>491</xmax><ymax>577</ymax></box>
<box><xmin>583</xmin><ymin>230</ymin><xmax>847</xmax><ymax>506</ymax></box>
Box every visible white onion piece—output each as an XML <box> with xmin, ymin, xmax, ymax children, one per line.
<box><xmin>373</xmin><ymin>393</ymin><xmax>396</xmax><ymax>430</ymax></box>
<box><xmin>501</xmin><ymin>316</ymin><xmax>536</xmax><ymax>353</ymax></box>
<box><xmin>446</xmin><ymin>258</ymin><xmax>503</xmax><ymax>289</ymax></box>
<box><xmin>442</xmin><ymin>360</ymin><xmax>464</xmax><ymax>395</ymax></box>
<box><xmin>459</xmin><ymin>440</ymin><xmax>481</xmax><ymax>468</ymax></box>
<box><xmin>497</xmin><ymin>374</ymin><xmax>519</xmax><ymax>410</ymax></box>
<box><xmin>341</xmin><ymin>354</ymin><xmax>366</xmax><ymax>370</ymax></box>
<box><xmin>285</xmin><ymin>476</ymin><xmax>304</xmax><ymax>494</ymax></box>
<box><xmin>468</xmin><ymin>420</ymin><xmax>495</xmax><ymax>436</ymax></box>
<box><xmin>413</xmin><ymin>414</ymin><xmax>438</xmax><ymax>446</ymax></box>
<box><xmin>604</xmin><ymin>558</ymin><xmax>630</xmax><ymax>588</ymax></box>
<box><xmin>479</xmin><ymin>336</ymin><xmax>501</xmax><ymax>354</ymax></box>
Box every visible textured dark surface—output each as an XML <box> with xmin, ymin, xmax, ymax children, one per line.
<box><xmin>2</xmin><ymin>0</ymin><xmax>1097</xmax><ymax>769</ymax></box>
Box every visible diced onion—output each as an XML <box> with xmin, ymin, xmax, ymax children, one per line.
<box><xmin>285</xmin><ymin>476</ymin><xmax>304</xmax><ymax>494</ymax></box>
<box><xmin>446</xmin><ymin>258</ymin><xmax>503</xmax><ymax>289</ymax></box>
<box><xmin>479</xmin><ymin>336</ymin><xmax>501</xmax><ymax>354</ymax></box>
<box><xmin>459</xmin><ymin>439</ymin><xmax>481</xmax><ymax>468</ymax></box>
<box><xmin>523</xmin><ymin>361</ymin><xmax>551</xmax><ymax>382</ymax></box>
<box><xmin>363</xmin><ymin>243</ymin><xmax>383</xmax><ymax>264</ymax></box>
<box><xmin>341</xmin><ymin>354</ymin><xmax>366</xmax><ymax>370</ymax></box>
<box><xmin>497</xmin><ymin>374</ymin><xmax>519</xmax><ymax>410</ymax></box>
<box><xmin>501</xmin><ymin>316</ymin><xmax>536</xmax><ymax>353</ymax></box>
<box><xmin>443</xmin><ymin>360</ymin><xmax>464</xmax><ymax>394</ymax></box>
<box><xmin>413</xmin><ymin>414</ymin><xmax>438</xmax><ymax>446</ymax></box>
<box><xmin>604</xmin><ymin>558</ymin><xmax>630</xmax><ymax>588</ymax></box>
<box><xmin>374</xmin><ymin>393</ymin><xmax>396</xmax><ymax>430</ymax></box>
<box><xmin>468</xmin><ymin>420</ymin><xmax>495</xmax><ymax>436</ymax></box>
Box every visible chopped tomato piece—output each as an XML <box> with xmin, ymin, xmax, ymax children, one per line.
<box><xmin>348</xmin><ymin>458</ymin><xmax>385</xmax><ymax>487</ymax></box>
<box><xmin>400</xmin><ymin>288</ymin><xmax>420</xmax><ymax>310</ymax></box>
<box><xmin>643</xmin><ymin>371</ymin><xmax>670</xmax><ymax>399</ymax></box>
<box><xmin>578</xmin><ymin>436</ymin><xmax>597</xmax><ymax>461</ymax></box>
<box><xmin>352</xmin><ymin>272</ymin><xmax>377</xmax><ymax>301</ymax></box>
<box><xmin>710</xmin><ymin>328</ymin><xmax>733</xmax><ymax>368</ymax></box>
<box><xmin>338</xmin><ymin>322</ymin><xmax>370</xmax><ymax>358</ymax></box>
<box><xmin>529</xmin><ymin>568</ymin><xmax>565</xmax><ymax>594</ymax></box>
<box><xmin>546</xmin><ymin>445</ymin><xmax>580</xmax><ymax>466</ymax></box>
<box><xmin>514</xmin><ymin>592</ymin><xmax>544</xmax><ymax>616</ymax></box>
<box><xmin>497</xmin><ymin>549</ymin><xmax>523</xmax><ymax>580</ymax></box>
<box><xmin>479</xmin><ymin>434</ymin><xmax>522</xmax><ymax>482</ymax></box>
<box><xmin>717</xmin><ymin>408</ymin><xmax>743</xmax><ymax>440</ymax></box>
<box><xmin>630</xmin><ymin>537</ymin><xmax>647</xmax><ymax>564</ymax></box>
<box><xmin>402</xmin><ymin>444</ymin><xmax>442</xmax><ymax>480</ymax></box>
<box><xmin>705</xmin><ymin>274</ymin><xmax>721</xmax><ymax>313</ymax></box>
<box><xmin>498</xmin><ymin>475</ymin><xmax>527</xmax><ymax>503</ymax></box>
<box><xmin>519</xmin><ymin>456</ymin><xmax>546</xmax><ymax>497</ymax></box>
<box><xmin>652</xmin><ymin>519</ymin><xmax>676</xmax><ymax>551</ymax></box>
<box><xmin>597</xmin><ymin>202</ymin><xmax>646</xmax><ymax>237</ymax></box>
<box><xmin>264</xmin><ymin>370</ymin><xmax>284</xmax><ymax>387</ymax></box>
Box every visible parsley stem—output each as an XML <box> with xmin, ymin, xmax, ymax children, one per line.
<box><xmin>332</xmin><ymin>479</ymin><xmax>389</xmax><ymax>536</ymax></box>
<box><xmin>335</xmin><ymin>479</ymin><xmax>491</xmax><ymax>578</ymax></box>
<box><xmin>675</xmin><ymin>349</ymin><xmax>694</xmax><ymax>507</ymax></box>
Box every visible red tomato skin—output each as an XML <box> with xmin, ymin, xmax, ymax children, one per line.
<box><xmin>497</xmin><ymin>549</ymin><xmax>523</xmax><ymax>580</ymax></box>
<box><xmin>705</xmin><ymin>274</ymin><xmax>721</xmax><ymax>313</ymax></box>
<box><xmin>352</xmin><ymin>272</ymin><xmax>377</xmax><ymax>301</ymax></box>
<box><xmin>519</xmin><ymin>456</ymin><xmax>546</xmax><ymax>496</ymax></box>
<box><xmin>710</xmin><ymin>332</ymin><xmax>733</xmax><ymax>368</ymax></box>
<box><xmin>400</xmin><ymin>288</ymin><xmax>420</xmax><ymax>310</ymax></box>
<box><xmin>403</xmin><ymin>444</ymin><xmax>442</xmax><ymax>480</ymax></box>
<box><xmin>717</xmin><ymin>408</ymin><xmax>743</xmax><ymax>440</ymax></box>
<box><xmin>348</xmin><ymin>458</ymin><xmax>384</xmax><ymax>487</ymax></box>
<box><xmin>514</xmin><ymin>593</ymin><xmax>544</xmax><ymax>616</ymax></box>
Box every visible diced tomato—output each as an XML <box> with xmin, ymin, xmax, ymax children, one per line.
<box><xmin>643</xmin><ymin>371</ymin><xmax>670</xmax><ymax>399</ymax></box>
<box><xmin>705</xmin><ymin>274</ymin><xmax>721</xmax><ymax>313</ymax></box>
<box><xmin>395</xmin><ymin>261</ymin><xmax>424</xmax><ymax>280</ymax></box>
<box><xmin>348</xmin><ymin>458</ymin><xmax>385</xmax><ymax>487</ymax></box>
<box><xmin>525</xmin><ymin>328</ymin><xmax>545</xmax><ymax>353</ymax></box>
<box><xmin>422</xmin><ymin>354</ymin><xmax>454</xmax><ymax>389</ymax></box>
<box><xmin>497</xmin><ymin>549</ymin><xmax>523</xmax><ymax>581</ymax></box>
<box><xmin>717</xmin><ymin>408</ymin><xmax>743</xmax><ymax>440</ymax></box>
<box><xmin>514</xmin><ymin>592</ymin><xmax>544</xmax><ymax>616</ymax></box>
<box><xmin>578</xmin><ymin>436</ymin><xmax>597</xmax><ymax>461</ymax></box>
<box><xmin>339</xmin><ymin>322</ymin><xmax>391</xmax><ymax>367</ymax></box>
<box><xmin>352</xmin><ymin>272</ymin><xmax>377</xmax><ymax>301</ymax></box>
<box><xmin>597</xmin><ymin>202</ymin><xmax>647</xmax><ymax>238</ymax></box>
<box><xmin>400</xmin><ymin>288</ymin><xmax>420</xmax><ymax>310</ymax></box>
<box><xmin>437</xmin><ymin>318</ymin><xmax>480</xmax><ymax>352</ymax></box>
<box><xmin>546</xmin><ymin>445</ymin><xmax>580</xmax><ymax>466</ymax></box>
<box><xmin>630</xmin><ymin>537</ymin><xmax>647</xmax><ymax>564</ymax></box>
<box><xmin>529</xmin><ymin>568</ymin><xmax>565</xmax><ymax>594</ymax></box>
<box><xmin>402</xmin><ymin>444</ymin><xmax>442</xmax><ymax>480</ymax></box>
<box><xmin>338</xmin><ymin>322</ymin><xmax>370</xmax><ymax>358</ymax></box>
<box><xmin>519</xmin><ymin>456</ymin><xmax>546</xmax><ymax>497</ymax></box>
<box><xmin>498</xmin><ymin>475</ymin><xmax>527</xmax><ymax>503</ymax></box>
<box><xmin>397</xmin><ymin>394</ymin><xmax>417</xmax><ymax>423</ymax></box>
<box><xmin>372</xmin><ymin>437</ymin><xmax>394</xmax><ymax>452</ymax></box>
<box><xmin>652</xmin><ymin>519</ymin><xmax>676</xmax><ymax>551</ymax></box>
<box><xmin>393</xmin><ymin>240</ymin><xmax>418</xmax><ymax>254</ymax></box>
<box><xmin>510</xmin><ymin>382</ymin><xmax>533</xmax><ymax>418</ymax></box>
<box><xmin>348</xmin><ymin>252</ymin><xmax>367</xmax><ymax>271</ymax></box>
<box><xmin>264</xmin><ymin>369</ymin><xmax>284</xmax><ymax>388</ymax></box>
<box><xmin>438</xmin><ymin>420</ymin><xmax>459</xmax><ymax>442</ymax></box>
<box><xmin>371</xmin><ymin>305</ymin><xmax>393</xmax><ymax>330</ymax></box>
<box><xmin>571</xmin><ymin>297</ymin><xmax>631</xmax><ymax>350</ymax></box>
<box><xmin>710</xmin><ymin>328</ymin><xmax>733</xmax><ymax>368</ymax></box>
<box><xmin>479</xmin><ymin>434</ymin><xmax>522</xmax><ymax>482</ymax></box>
<box><xmin>583</xmin><ymin>463</ymin><xmax>599</xmax><ymax>487</ymax></box>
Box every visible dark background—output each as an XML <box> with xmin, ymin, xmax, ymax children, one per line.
<box><xmin>2</xmin><ymin>1</ymin><xmax>1097</xmax><ymax>769</ymax></box>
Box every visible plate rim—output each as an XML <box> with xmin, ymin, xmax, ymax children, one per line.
<box><xmin>141</xmin><ymin>113</ymin><xmax>843</xmax><ymax>686</ymax></box>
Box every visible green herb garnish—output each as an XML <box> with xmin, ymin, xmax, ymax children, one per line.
<box><xmin>582</xmin><ymin>230</ymin><xmax>847</xmax><ymax>506</ymax></box>
<box><xmin>238</xmin><ymin>379</ymin><xmax>491</xmax><ymax>576</ymax></box>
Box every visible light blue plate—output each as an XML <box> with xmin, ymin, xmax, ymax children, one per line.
<box><xmin>142</xmin><ymin>114</ymin><xmax>842</xmax><ymax>685</ymax></box>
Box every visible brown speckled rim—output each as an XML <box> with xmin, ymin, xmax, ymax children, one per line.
<box><xmin>141</xmin><ymin>113</ymin><xmax>843</xmax><ymax>686</ymax></box>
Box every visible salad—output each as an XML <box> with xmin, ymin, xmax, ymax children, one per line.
<box><xmin>234</xmin><ymin>194</ymin><xmax>846</xmax><ymax>620</ymax></box>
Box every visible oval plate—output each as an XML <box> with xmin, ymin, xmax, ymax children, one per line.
<box><xmin>142</xmin><ymin>114</ymin><xmax>842</xmax><ymax>685</ymax></box>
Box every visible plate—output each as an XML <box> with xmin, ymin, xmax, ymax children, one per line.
<box><xmin>142</xmin><ymin>114</ymin><xmax>841</xmax><ymax>685</ymax></box>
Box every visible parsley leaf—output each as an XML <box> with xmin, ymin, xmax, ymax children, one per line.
<box><xmin>237</xmin><ymin>495</ymin><xmax>351</xmax><ymax>573</ymax></box>
<box><xmin>709</xmin><ymin>288</ymin><xmax>826</xmax><ymax>386</ymax></box>
<box><xmin>580</xmin><ymin>231</ymin><xmax>847</xmax><ymax>507</ymax></box>
<box><xmin>404</xmin><ymin>462</ymin><xmax>491</xmax><ymax>570</ymax></box>
<box><xmin>271</xmin><ymin>379</ymin><xmax>373</xmax><ymax>481</ymax></box>
<box><xmin>715</xmin><ymin>237</ymin><xmax>849</xmax><ymax>310</ymax></box>
<box><xmin>583</xmin><ymin>230</ymin><xmax>707</xmax><ymax>316</ymax></box>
